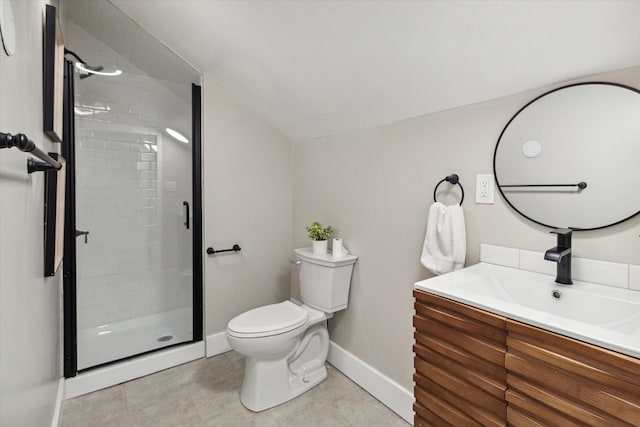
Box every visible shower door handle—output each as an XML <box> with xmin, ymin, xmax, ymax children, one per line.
<box><xmin>183</xmin><ymin>201</ymin><xmax>190</xmax><ymax>229</ymax></box>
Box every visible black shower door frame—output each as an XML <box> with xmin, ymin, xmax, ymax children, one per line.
<box><xmin>61</xmin><ymin>71</ymin><xmax>203</xmax><ymax>378</ymax></box>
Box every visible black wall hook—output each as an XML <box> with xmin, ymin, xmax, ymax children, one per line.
<box><xmin>433</xmin><ymin>174</ymin><xmax>465</xmax><ymax>205</ymax></box>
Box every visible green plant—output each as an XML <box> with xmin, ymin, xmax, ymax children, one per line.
<box><xmin>305</xmin><ymin>221</ymin><xmax>335</xmax><ymax>241</ymax></box>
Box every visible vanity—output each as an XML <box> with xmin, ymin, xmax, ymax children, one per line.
<box><xmin>413</xmin><ymin>263</ymin><xmax>640</xmax><ymax>426</ymax></box>
<box><xmin>412</xmin><ymin>81</ymin><xmax>640</xmax><ymax>426</ymax></box>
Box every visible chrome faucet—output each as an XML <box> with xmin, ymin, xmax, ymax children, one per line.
<box><xmin>544</xmin><ymin>228</ymin><xmax>573</xmax><ymax>284</ymax></box>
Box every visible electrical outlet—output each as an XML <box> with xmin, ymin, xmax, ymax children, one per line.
<box><xmin>475</xmin><ymin>174</ymin><xmax>495</xmax><ymax>204</ymax></box>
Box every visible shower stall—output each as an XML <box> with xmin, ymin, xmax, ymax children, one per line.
<box><xmin>62</xmin><ymin>0</ymin><xmax>202</xmax><ymax>379</ymax></box>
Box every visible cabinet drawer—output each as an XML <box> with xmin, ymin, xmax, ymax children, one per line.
<box><xmin>506</xmin><ymin>320</ymin><xmax>640</xmax><ymax>426</ymax></box>
<box><xmin>414</xmin><ymin>290</ymin><xmax>506</xmax><ymax>343</ymax></box>
<box><xmin>413</xmin><ymin>290</ymin><xmax>640</xmax><ymax>427</ymax></box>
<box><xmin>413</xmin><ymin>290</ymin><xmax>507</xmax><ymax>427</ymax></box>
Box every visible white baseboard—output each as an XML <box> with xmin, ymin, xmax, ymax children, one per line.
<box><xmin>206</xmin><ymin>331</ymin><xmax>231</xmax><ymax>357</ymax></box>
<box><xmin>328</xmin><ymin>341</ymin><xmax>414</xmax><ymax>425</ymax></box>
<box><xmin>51</xmin><ymin>378</ymin><xmax>65</xmax><ymax>427</ymax></box>
<box><xmin>65</xmin><ymin>342</ymin><xmax>204</xmax><ymax>399</ymax></box>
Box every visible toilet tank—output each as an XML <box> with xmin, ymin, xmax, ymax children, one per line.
<box><xmin>294</xmin><ymin>247</ymin><xmax>358</xmax><ymax>313</ymax></box>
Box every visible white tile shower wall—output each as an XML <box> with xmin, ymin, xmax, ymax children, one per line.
<box><xmin>75</xmin><ymin>125</ymin><xmax>190</xmax><ymax>328</ymax></box>
<box><xmin>67</xmin><ymin>20</ymin><xmax>194</xmax><ymax>330</ymax></box>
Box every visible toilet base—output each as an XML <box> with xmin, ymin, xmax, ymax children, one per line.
<box><xmin>228</xmin><ymin>306</ymin><xmax>331</xmax><ymax>412</ymax></box>
<box><xmin>238</xmin><ymin>321</ymin><xmax>330</xmax><ymax>412</ymax></box>
<box><xmin>240</xmin><ymin>358</ymin><xmax>327</xmax><ymax>412</ymax></box>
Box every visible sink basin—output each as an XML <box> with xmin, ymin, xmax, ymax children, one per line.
<box><xmin>415</xmin><ymin>262</ymin><xmax>640</xmax><ymax>358</ymax></box>
<box><xmin>451</xmin><ymin>270</ymin><xmax>640</xmax><ymax>332</ymax></box>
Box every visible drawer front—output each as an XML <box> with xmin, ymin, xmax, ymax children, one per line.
<box><xmin>506</xmin><ymin>320</ymin><xmax>640</xmax><ymax>426</ymax></box>
<box><xmin>413</xmin><ymin>290</ymin><xmax>508</xmax><ymax>427</ymax></box>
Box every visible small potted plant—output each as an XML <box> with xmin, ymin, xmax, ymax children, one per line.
<box><xmin>306</xmin><ymin>221</ymin><xmax>335</xmax><ymax>255</ymax></box>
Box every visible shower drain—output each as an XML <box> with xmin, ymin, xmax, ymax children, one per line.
<box><xmin>157</xmin><ymin>335</ymin><xmax>173</xmax><ymax>342</ymax></box>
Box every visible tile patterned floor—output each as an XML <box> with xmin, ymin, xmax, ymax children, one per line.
<box><xmin>62</xmin><ymin>351</ymin><xmax>411</xmax><ymax>426</ymax></box>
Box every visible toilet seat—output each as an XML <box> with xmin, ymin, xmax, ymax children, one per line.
<box><xmin>227</xmin><ymin>301</ymin><xmax>308</xmax><ymax>338</ymax></box>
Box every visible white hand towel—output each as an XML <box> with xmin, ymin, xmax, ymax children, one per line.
<box><xmin>420</xmin><ymin>202</ymin><xmax>466</xmax><ymax>275</ymax></box>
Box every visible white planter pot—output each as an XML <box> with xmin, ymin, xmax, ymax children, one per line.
<box><xmin>312</xmin><ymin>240</ymin><xmax>328</xmax><ymax>255</ymax></box>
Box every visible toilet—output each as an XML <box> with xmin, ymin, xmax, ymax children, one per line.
<box><xmin>225</xmin><ymin>247</ymin><xmax>358</xmax><ymax>412</ymax></box>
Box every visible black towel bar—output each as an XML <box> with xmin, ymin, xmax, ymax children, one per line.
<box><xmin>501</xmin><ymin>182</ymin><xmax>587</xmax><ymax>189</ymax></box>
<box><xmin>0</xmin><ymin>132</ymin><xmax>62</xmax><ymax>173</ymax></box>
<box><xmin>433</xmin><ymin>174</ymin><xmax>464</xmax><ymax>205</ymax></box>
<box><xmin>207</xmin><ymin>244</ymin><xmax>241</xmax><ymax>255</ymax></box>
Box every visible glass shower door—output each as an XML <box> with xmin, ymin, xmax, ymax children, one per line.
<box><xmin>74</xmin><ymin>127</ymin><xmax>193</xmax><ymax>369</ymax></box>
<box><xmin>66</xmin><ymin>0</ymin><xmax>199</xmax><ymax>370</ymax></box>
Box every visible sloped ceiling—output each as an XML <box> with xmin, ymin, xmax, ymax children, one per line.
<box><xmin>109</xmin><ymin>0</ymin><xmax>640</xmax><ymax>141</ymax></box>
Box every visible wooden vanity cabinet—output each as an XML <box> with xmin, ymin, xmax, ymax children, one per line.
<box><xmin>506</xmin><ymin>320</ymin><xmax>640</xmax><ymax>426</ymax></box>
<box><xmin>413</xmin><ymin>290</ymin><xmax>508</xmax><ymax>426</ymax></box>
<box><xmin>413</xmin><ymin>289</ymin><xmax>640</xmax><ymax>427</ymax></box>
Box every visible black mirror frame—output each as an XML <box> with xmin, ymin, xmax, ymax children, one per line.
<box><xmin>493</xmin><ymin>81</ymin><xmax>640</xmax><ymax>231</ymax></box>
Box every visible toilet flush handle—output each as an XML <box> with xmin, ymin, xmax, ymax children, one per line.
<box><xmin>291</xmin><ymin>259</ymin><xmax>301</xmax><ymax>266</ymax></box>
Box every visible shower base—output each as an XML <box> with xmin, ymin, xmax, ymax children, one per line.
<box><xmin>77</xmin><ymin>306</ymin><xmax>193</xmax><ymax>370</ymax></box>
<box><xmin>66</xmin><ymin>340</ymin><xmax>203</xmax><ymax>399</ymax></box>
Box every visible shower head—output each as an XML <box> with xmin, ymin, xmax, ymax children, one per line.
<box><xmin>64</xmin><ymin>48</ymin><xmax>122</xmax><ymax>80</ymax></box>
<box><xmin>78</xmin><ymin>64</ymin><xmax>105</xmax><ymax>79</ymax></box>
<box><xmin>64</xmin><ymin>48</ymin><xmax>101</xmax><ymax>79</ymax></box>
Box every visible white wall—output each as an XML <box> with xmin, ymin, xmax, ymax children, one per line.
<box><xmin>0</xmin><ymin>1</ymin><xmax>62</xmax><ymax>426</ymax></box>
<box><xmin>292</xmin><ymin>66</ymin><xmax>640</xmax><ymax>391</ymax></box>
<box><xmin>202</xmin><ymin>76</ymin><xmax>293</xmax><ymax>335</ymax></box>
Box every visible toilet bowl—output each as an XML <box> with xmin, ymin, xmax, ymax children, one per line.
<box><xmin>226</xmin><ymin>301</ymin><xmax>329</xmax><ymax>411</ymax></box>
<box><xmin>226</xmin><ymin>247</ymin><xmax>357</xmax><ymax>412</ymax></box>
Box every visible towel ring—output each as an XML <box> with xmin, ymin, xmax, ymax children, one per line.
<box><xmin>433</xmin><ymin>174</ymin><xmax>464</xmax><ymax>205</ymax></box>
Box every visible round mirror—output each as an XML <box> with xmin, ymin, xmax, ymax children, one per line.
<box><xmin>493</xmin><ymin>82</ymin><xmax>640</xmax><ymax>230</ymax></box>
<box><xmin>0</xmin><ymin>0</ymin><xmax>17</xmax><ymax>56</ymax></box>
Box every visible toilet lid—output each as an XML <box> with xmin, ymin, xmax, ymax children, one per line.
<box><xmin>227</xmin><ymin>301</ymin><xmax>308</xmax><ymax>337</ymax></box>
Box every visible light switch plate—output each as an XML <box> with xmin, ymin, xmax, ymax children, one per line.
<box><xmin>476</xmin><ymin>174</ymin><xmax>495</xmax><ymax>204</ymax></box>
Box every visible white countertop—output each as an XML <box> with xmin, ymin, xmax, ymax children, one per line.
<box><xmin>415</xmin><ymin>262</ymin><xmax>640</xmax><ymax>359</ymax></box>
